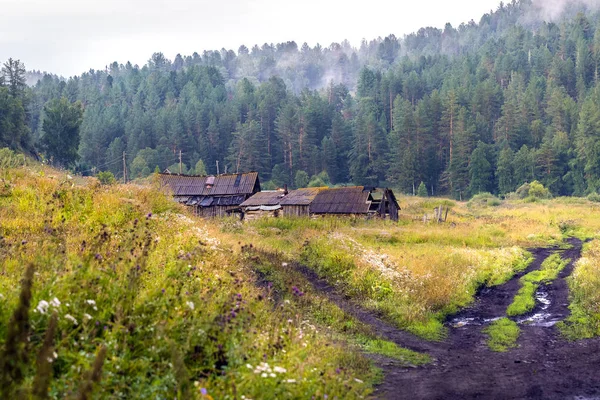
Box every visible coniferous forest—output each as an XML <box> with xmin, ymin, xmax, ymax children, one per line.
<box><xmin>4</xmin><ymin>0</ymin><xmax>600</xmax><ymax>198</ymax></box>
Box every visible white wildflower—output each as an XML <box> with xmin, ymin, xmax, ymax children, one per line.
<box><xmin>50</xmin><ymin>297</ymin><xmax>61</xmax><ymax>307</ymax></box>
<box><xmin>261</xmin><ymin>373</ymin><xmax>267</xmax><ymax>378</ymax></box>
<box><xmin>246</xmin><ymin>364</ymin><xmax>253</xmax><ymax>369</ymax></box>
<box><xmin>47</xmin><ymin>357</ymin><xmax>54</xmax><ymax>363</ymax></box>
<box><xmin>86</xmin><ymin>299</ymin><xmax>96</xmax><ymax>306</ymax></box>
<box><xmin>65</xmin><ymin>314</ymin><xmax>78</xmax><ymax>325</ymax></box>
<box><xmin>186</xmin><ymin>301</ymin><xmax>195</xmax><ymax>310</ymax></box>
<box><xmin>53</xmin><ymin>351</ymin><xmax>58</xmax><ymax>359</ymax></box>
<box><xmin>282</xmin><ymin>262</ymin><xmax>288</xmax><ymax>267</ymax></box>
<box><xmin>286</xmin><ymin>379</ymin><xmax>296</xmax><ymax>383</ymax></box>
<box><xmin>269</xmin><ymin>373</ymin><xmax>276</xmax><ymax>378</ymax></box>
<box><xmin>354</xmin><ymin>378</ymin><xmax>364</xmax><ymax>383</ymax></box>
<box><xmin>284</xmin><ymin>299</ymin><xmax>290</xmax><ymax>304</ymax></box>
<box><xmin>36</xmin><ymin>300</ymin><xmax>49</xmax><ymax>314</ymax></box>
<box><xmin>83</xmin><ymin>313</ymin><xmax>92</xmax><ymax>320</ymax></box>
<box><xmin>273</xmin><ymin>366</ymin><xmax>287</xmax><ymax>374</ymax></box>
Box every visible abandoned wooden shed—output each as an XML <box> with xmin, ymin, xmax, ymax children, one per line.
<box><xmin>279</xmin><ymin>187</ymin><xmax>324</xmax><ymax>217</ymax></box>
<box><xmin>159</xmin><ymin>172</ymin><xmax>260</xmax><ymax>217</ymax></box>
<box><xmin>239</xmin><ymin>190</ymin><xmax>287</xmax><ymax>221</ymax></box>
<box><xmin>310</xmin><ymin>187</ymin><xmax>400</xmax><ymax>221</ymax></box>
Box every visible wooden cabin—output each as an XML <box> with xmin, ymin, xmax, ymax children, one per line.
<box><xmin>309</xmin><ymin>187</ymin><xmax>399</xmax><ymax>221</ymax></box>
<box><xmin>279</xmin><ymin>187</ymin><xmax>324</xmax><ymax>217</ymax></box>
<box><xmin>159</xmin><ymin>172</ymin><xmax>260</xmax><ymax>217</ymax></box>
<box><xmin>239</xmin><ymin>190</ymin><xmax>287</xmax><ymax>221</ymax></box>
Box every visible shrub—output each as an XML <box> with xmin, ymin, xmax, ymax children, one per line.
<box><xmin>0</xmin><ymin>148</ymin><xmax>26</xmax><ymax>169</ymax></box>
<box><xmin>96</xmin><ymin>171</ymin><xmax>116</xmax><ymax>185</ymax></box>
<box><xmin>467</xmin><ymin>192</ymin><xmax>501</xmax><ymax>208</ymax></box>
<box><xmin>528</xmin><ymin>181</ymin><xmax>552</xmax><ymax>199</ymax></box>
<box><xmin>588</xmin><ymin>193</ymin><xmax>600</xmax><ymax>203</ymax></box>
<box><xmin>514</xmin><ymin>181</ymin><xmax>551</xmax><ymax>200</ymax></box>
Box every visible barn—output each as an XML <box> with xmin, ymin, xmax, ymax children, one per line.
<box><xmin>159</xmin><ymin>172</ymin><xmax>260</xmax><ymax>217</ymax></box>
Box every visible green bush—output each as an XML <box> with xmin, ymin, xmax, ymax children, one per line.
<box><xmin>467</xmin><ymin>192</ymin><xmax>501</xmax><ymax>208</ymax></box>
<box><xmin>587</xmin><ymin>193</ymin><xmax>600</xmax><ymax>203</ymax></box>
<box><xmin>516</xmin><ymin>181</ymin><xmax>551</xmax><ymax>200</ymax></box>
<box><xmin>0</xmin><ymin>148</ymin><xmax>26</xmax><ymax>169</ymax></box>
<box><xmin>96</xmin><ymin>171</ymin><xmax>116</xmax><ymax>185</ymax></box>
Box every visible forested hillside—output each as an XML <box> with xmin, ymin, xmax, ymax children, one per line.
<box><xmin>4</xmin><ymin>0</ymin><xmax>600</xmax><ymax>198</ymax></box>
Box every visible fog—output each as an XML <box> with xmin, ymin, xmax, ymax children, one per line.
<box><xmin>2</xmin><ymin>0</ymin><xmax>501</xmax><ymax>77</ymax></box>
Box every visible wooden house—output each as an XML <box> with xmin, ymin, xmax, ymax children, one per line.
<box><xmin>159</xmin><ymin>172</ymin><xmax>260</xmax><ymax>217</ymax></box>
<box><xmin>239</xmin><ymin>190</ymin><xmax>287</xmax><ymax>221</ymax></box>
<box><xmin>279</xmin><ymin>187</ymin><xmax>324</xmax><ymax>217</ymax></box>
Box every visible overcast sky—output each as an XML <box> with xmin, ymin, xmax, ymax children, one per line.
<box><xmin>2</xmin><ymin>0</ymin><xmax>503</xmax><ymax>77</ymax></box>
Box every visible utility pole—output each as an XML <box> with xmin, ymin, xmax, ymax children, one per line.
<box><xmin>216</xmin><ymin>160</ymin><xmax>219</xmax><ymax>175</ymax></box>
<box><xmin>122</xmin><ymin>151</ymin><xmax>127</xmax><ymax>183</ymax></box>
<box><xmin>179</xmin><ymin>150</ymin><xmax>182</xmax><ymax>174</ymax></box>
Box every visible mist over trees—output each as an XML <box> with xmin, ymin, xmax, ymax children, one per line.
<box><xmin>4</xmin><ymin>0</ymin><xmax>600</xmax><ymax>198</ymax></box>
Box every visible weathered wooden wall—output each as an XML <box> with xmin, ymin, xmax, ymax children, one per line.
<box><xmin>195</xmin><ymin>205</ymin><xmax>235</xmax><ymax>218</ymax></box>
<box><xmin>282</xmin><ymin>205</ymin><xmax>310</xmax><ymax>217</ymax></box>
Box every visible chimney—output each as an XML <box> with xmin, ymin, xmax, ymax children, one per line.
<box><xmin>283</xmin><ymin>184</ymin><xmax>288</xmax><ymax>195</ymax></box>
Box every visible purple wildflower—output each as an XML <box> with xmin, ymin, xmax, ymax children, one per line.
<box><xmin>201</xmin><ymin>388</ymin><xmax>207</xmax><ymax>396</ymax></box>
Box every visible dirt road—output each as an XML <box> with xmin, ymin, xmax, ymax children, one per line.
<box><xmin>292</xmin><ymin>238</ymin><xmax>600</xmax><ymax>399</ymax></box>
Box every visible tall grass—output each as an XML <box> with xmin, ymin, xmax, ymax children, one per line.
<box><xmin>0</xmin><ymin>165</ymin><xmax>374</xmax><ymax>399</ymax></box>
<box><xmin>559</xmin><ymin>240</ymin><xmax>600</xmax><ymax>339</ymax></box>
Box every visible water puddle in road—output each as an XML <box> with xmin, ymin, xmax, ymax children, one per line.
<box><xmin>516</xmin><ymin>312</ymin><xmax>560</xmax><ymax>327</ymax></box>
<box><xmin>516</xmin><ymin>288</ymin><xmax>561</xmax><ymax>327</ymax></box>
<box><xmin>448</xmin><ymin>288</ymin><xmax>561</xmax><ymax>328</ymax></box>
<box><xmin>448</xmin><ymin>316</ymin><xmax>502</xmax><ymax>328</ymax></box>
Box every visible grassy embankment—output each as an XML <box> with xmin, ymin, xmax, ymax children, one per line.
<box><xmin>0</xmin><ymin>158</ymin><xmax>406</xmax><ymax>399</ymax></box>
<box><xmin>559</xmin><ymin>240</ymin><xmax>600</xmax><ymax>340</ymax></box>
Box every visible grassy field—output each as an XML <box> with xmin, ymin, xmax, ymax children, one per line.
<box><xmin>216</xmin><ymin>195</ymin><xmax>600</xmax><ymax>341</ymax></box>
<box><xmin>2</xmin><ymin>157</ymin><xmax>600</xmax><ymax>397</ymax></box>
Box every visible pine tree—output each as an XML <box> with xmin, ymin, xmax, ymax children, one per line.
<box><xmin>469</xmin><ymin>141</ymin><xmax>493</xmax><ymax>195</ymax></box>
<box><xmin>496</xmin><ymin>145</ymin><xmax>515</xmax><ymax>194</ymax></box>
<box><xmin>41</xmin><ymin>98</ymin><xmax>84</xmax><ymax>167</ymax></box>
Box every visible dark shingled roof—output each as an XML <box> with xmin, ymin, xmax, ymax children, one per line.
<box><xmin>159</xmin><ymin>172</ymin><xmax>260</xmax><ymax>196</ymax></box>
<box><xmin>279</xmin><ymin>187</ymin><xmax>325</xmax><ymax>206</ymax></box>
<box><xmin>310</xmin><ymin>186</ymin><xmax>371</xmax><ymax>214</ymax></box>
<box><xmin>240</xmin><ymin>191</ymin><xmax>287</xmax><ymax>207</ymax></box>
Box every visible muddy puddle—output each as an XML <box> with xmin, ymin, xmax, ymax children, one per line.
<box><xmin>448</xmin><ymin>316</ymin><xmax>501</xmax><ymax>328</ymax></box>
<box><xmin>448</xmin><ymin>287</ymin><xmax>558</xmax><ymax>328</ymax></box>
<box><xmin>516</xmin><ymin>287</ymin><xmax>561</xmax><ymax>327</ymax></box>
